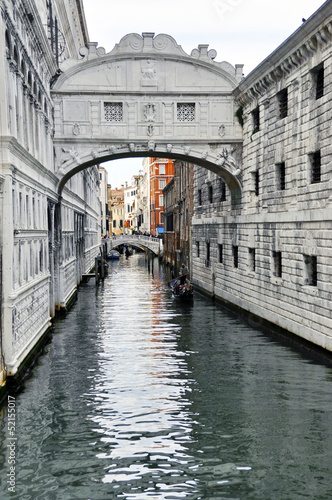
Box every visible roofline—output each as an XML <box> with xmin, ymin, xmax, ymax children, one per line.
<box><xmin>234</xmin><ymin>0</ymin><xmax>331</xmax><ymax>98</ymax></box>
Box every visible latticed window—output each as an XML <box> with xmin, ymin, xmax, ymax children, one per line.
<box><xmin>104</xmin><ymin>102</ymin><xmax>123</xmax><ymax>122</ymax></box>
<box><xmin>177</xmin><ymin>103</ymin><xmax>195</xmax><ymax>122</ymax></box>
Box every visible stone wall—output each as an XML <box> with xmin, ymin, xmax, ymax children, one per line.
<box><xmin>192</xmin><ymin>2</ymin><xmax>332</xmax><ymax>351</ymax></box>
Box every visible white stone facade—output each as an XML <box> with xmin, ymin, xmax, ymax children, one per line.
<box><xmin>137</xmin><ymin>158</ymin><xmax>151</xmax><ymax>234</ymax></box>
<box><xmin>0</xmin><ymin>0</ymin><xmax>100</xmax><ymax>379</ymax></box>
<box><xmin>192</xmin><ymin>1</ymin><xmax>332</xmax><ymax>351</ymax></box>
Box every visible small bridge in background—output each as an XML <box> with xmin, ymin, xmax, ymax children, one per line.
<box><xmin>103</xmin><ymin>234</ymin><xmax>163</xmax><ymax>256</ymax></box>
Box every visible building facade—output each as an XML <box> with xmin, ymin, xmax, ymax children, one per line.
<box><xmin>0</xmin><ymin>0</ymin><xmax>100</xmax><ymax>382</ymax></box>
<box><xmin>99</xmin><ymin>165</ymin><xmax>109</xmax><ymax>237</ymax></box>
<box><xmin>149</xmin><ymin>158</ymin><xmax>174</xmax><ymax>236</ymax></box>
<box><xmin>192</xmin><ymin>1</ymin><xmax>332</xmax><ymax>351</ymax></box>
<box><xmin>163</xmin><ymin>161</ymin><xmax>194</xmax><ymax>275</ymax></box>
<box><xmin>137</xmin><ymin>158</ymin><xmax>151</xmax><ymax>234</ymax></box>
<box><xmin>110</xmin><ymin>187</ymin><xmax>124</xmax><ymax>235</ymax></box>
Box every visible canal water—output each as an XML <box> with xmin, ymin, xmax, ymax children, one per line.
<box><xmin>1</xmin><ymin>253</ymin><xmax>332</xmax><ymax>500</ymax></box>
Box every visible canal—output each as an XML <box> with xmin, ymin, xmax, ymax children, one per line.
<box><xmin>1</xmin><ymin>253</ymin><xmax>332</xmax><ymax>499</ymax></box>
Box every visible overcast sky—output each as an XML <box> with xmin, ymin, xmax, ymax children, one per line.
<box><xmin>82</xmin><ymin>0</ymin><xmax>326</xmax><ymax>187</ymax></box>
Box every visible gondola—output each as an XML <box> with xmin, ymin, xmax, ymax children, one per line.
<box><xmin>107</xmin><ymin>249</ymin><xmax>120</xmax><ymax>260</ymax></box>
<box><xmin>170</xmin><ymin>278</ymin><xmax>194</xmax><ymax>300</ymax></box>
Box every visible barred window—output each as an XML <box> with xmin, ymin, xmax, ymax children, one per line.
<box><xmin>313</xmin><ymin>64</ymin><xmax>324</xmax><ymax>100</ymax></box>
<box><xmin>273</xmin><ymin>251</ymin><xmax>282</xmax><ymax>278</ymax></box>
<box><xmin>310</xmin><ymin>151</ymin><xmax>321</xmax><ymax>184</ymax></box>
<box><xmin>276</xmin><ymin>162</ymin><xmax>286</xmax><ymax>191</ymax></box>
<box><xmin>104</xmin><ymin>102</ymin><xmax>123</xmax><ymax>122</ymax></box>
<box><xmin>248</xmin><ymin>248</ymin><xmax>256</xmax><ymax>272</ymax></box>
<box><xmin>304</xmin><ymin>254</ymin><xmax>317</xmax><ymax>286</ymax></box>
<box><xmin>252</xmin><ymin>106</ymin><xmax>260</xmax><ymax>132</ymax></box>
<box><xmin>177</xmin><ymin>103</ymin><xmax>195</xmax><ymax>122</ymax></box>
<box><xmin>220</xmin><ymin>180</ymin><xmax>226</xmax><ymax>202</ymax></box>
<box><xmin>277</xmin><ymin>88</ymin><xmax>288</xmax><ymax>118</ymax></box>
<box><xmin>218</xmin><ymin>244</ymin><xmax>223</xmax><ymax>264</ymax></box>
<box><xmin>233</xmin><ymin>245</ymin><xmax>238</xmax><ymax>269</ymax></box>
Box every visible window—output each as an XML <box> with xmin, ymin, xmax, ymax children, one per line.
<box><xmin>248</xmin><ymin>248</ymin><xmax>256</xmax><ymax>272</ymax></box>
<box><xmin>277</xmin><ymin>88</ymin><xmax>288</xmax><ymax>118</ymax></box>
<box><xmin>205</xmin><ymin>242</ymin><xmax>210</xmax><ymax>267</ymax></box>
<box><xmin>208</xmin><ymin>185</ymin><xmax>213</xmax><ymax>203</ymax></box>
<box><xmin>252</xmin><ymin>106</ymin><xmax>260</xmax><ymax>132</ymax></box>
<box><xmin>218</xmin><ymin>244</ymin><xmax>223</xmax><ymax>264</ymax></box>
<box><xmin>310</xmin><ymin>151</ymin><xmax>321</xmax><ymax>184</ymax></box>
<box><xmin>104</xmin><ymin>102</ymin><xmax>123</xmax><ymax>121</ymax></box>
<box><xmin>159</xmin><ymin>179</ymin><xmax>166</xmax><ymax>189</ymax></box>
<box><xmin>312</xmin><ymin>63</ymin><xmax>324</xmax><ymax>100</ymax></box>
<box><xmin>196</xmin><ymin>241</ymin><xmax>200</xmax><ymax>258</ymax></box>
<box><xmin>177</xmin><ymin>103</ymin><xmax>195</xmax><ymax>122</ymax></box>
<box><xmin>233</xmin><ymin>245</ymin><xmax>238</xmax><ymax>268</ymax></box>
<box><xmin>273</xmin><ymin>251</ymin><xmax>282</xmax><ymax>278</ymax></box>
<box><xmin>160</xmin><ymin>212</ymin><xmax>164</xmax><ymax>224</ymax></box>
<box><xmin>304</xmin><ymin>255</ymin><xmax>317</xmax><ymax>286</ymax></box>
<box><xmin>159</xmin><ymin>164</ymin><xmax>165</xmax><ymax>175</ymax></box>
<box><xmin>113</xmin><ymin>220</ymin><xmax>116</xmax><ymax>228</ymax></box>
<box><xmin>253</xmin><ymin>171</ymin><xmax>259</xmax><ymax>196</ymax></box>
<box><xmin>276</xmin><ymin>162</ymin><xmax>286</xmax><ymax>191</ymax></box>
<box><xmin>159</xmin><ymin>195</ymin><xmax>164</xmax><ymax>206</ymax></box>
<box><xmin>198</xmin><ymin>189</ymin><xmax>202</xmax><ymax>205</ymax></box>
<box><xmin>220</xmin><ymin>181</ymin><xmax>226</xmax><ymax>202</ymax></box>
<box><xmin>166</xmin><ymin>213</ymin><xmax>173</xmax><ymax>232</ymax></box>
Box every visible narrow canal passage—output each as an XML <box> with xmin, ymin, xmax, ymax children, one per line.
<box><xmin>1</xmin><ymin>254</ymin><xmax>332</xmax><ymax>499</ymax></box>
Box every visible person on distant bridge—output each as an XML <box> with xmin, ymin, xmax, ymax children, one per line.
<box><xmin>179</xmin><ymin>263</ymin><xmax>189</xmax><ymax>285</ymax></box>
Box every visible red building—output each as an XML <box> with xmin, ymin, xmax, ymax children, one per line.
<box><xmin>149</xmin><ymin>158</ymin><xmax>174</xmax><ymax>236</ymax></box>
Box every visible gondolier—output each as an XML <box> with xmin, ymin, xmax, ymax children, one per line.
<box><xmin>179</xmin><ymin>263</ymin><xmax>189</xmax><ymax>285</ymax></box>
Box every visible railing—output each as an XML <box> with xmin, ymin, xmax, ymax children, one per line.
<box><xmin>101</xmin><ymin>234</ymin><xmax>163</xmax><ymax>255</ymax></box>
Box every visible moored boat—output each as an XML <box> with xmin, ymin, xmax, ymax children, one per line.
<box><xmin>107</xmin><ymin>249</ymin><xmax>120</xmax><ymax>260</ymax></box>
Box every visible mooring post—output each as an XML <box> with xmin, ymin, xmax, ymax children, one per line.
<box><xmin>95</xmin><ymin>257</ymin><xmax>99</xmax><ymax>285</ymax></box>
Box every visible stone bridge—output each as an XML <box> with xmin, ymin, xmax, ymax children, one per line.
<box><xmin>52</xmin><ymin>32</ymin><xmax>244</xmax><ymax>203</ymax></box>
<box><xmin>104</xmin><ymin>234</ymin><xmax>163</xmax><ymax>256</ymax></box>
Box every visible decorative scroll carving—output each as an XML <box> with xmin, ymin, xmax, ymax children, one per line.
<box><xmin>148</xmin><ymin>141</ymin><xmax>155</xmax><ymax>151</ymax></box>
<box><xmin>218</xmin><ymin>125</ymin><xmax>226</xmax><ymax>137</ymax></box>
<box><xmin>79</xmin><ymin>42</ymin><xmax>106</xmax><ymax>60</ymax></box>
<box><xmin>141</xmin><ymin>60</ymin><xmax>156</xmax><ymax>80</ymax></box>
<box><xmin>144</xmin><ymin>103</ymin><xmax>156</xmax><ymax>122</ymax></box>
<box><xmin>147</xmin><ymin>125</ymin><xmax>154</xmax><ymax>136</ymax></box>
<box><xmin>72</xmin><ymin>123</ymin><xmax>80</xmax><ymax>136</ymax></box>
<box><xmin>166</xmin><ymin>144</ymin><xmax>172</xmax><ymax>153</ymax></box>
<box><xmin>216</xmin><ymin>148</ymin><xmax>238</xmax><ymax>172</ymax></box>
<box><xmin>61</xmin><ymin>147</ymin><xmax>81</xmax><ymax>164</ymax></box>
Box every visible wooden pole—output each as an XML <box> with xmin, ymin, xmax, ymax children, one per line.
<box><xmin>95</xmin><ymin>257</ymin><xmax>99</xmax><ymax>285</ymax></box>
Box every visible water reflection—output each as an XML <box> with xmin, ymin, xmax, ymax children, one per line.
<box><xmin>0</xmin><ymin>254</ymin><xmax>331</xmax><ymax>500</ymax></box>
<box><xmin>87</xmin><ymin>259</ymin><xmax>198</xmax><ymax>497</ymax></box>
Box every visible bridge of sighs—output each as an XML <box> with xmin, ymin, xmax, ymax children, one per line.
<box><xmin>52</xmin><ymin>32</ymin><xmax>244</xmax><ymax>200</ymax></box>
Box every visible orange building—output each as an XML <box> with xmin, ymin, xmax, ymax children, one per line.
<box><xmin>149</xmin><ymin>158</ymin><xmax>174</xmax><ymax>236</ymax></box>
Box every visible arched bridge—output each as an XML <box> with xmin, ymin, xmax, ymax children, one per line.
<box><xmin>104</xmin><ymin>234</ymin><xmax>163</xmax><ymax>256</ymax></box>
<box><xmin>52</xmin><ymin>32</ymin><xmax>244</xmax><ymax>202</ymax></box>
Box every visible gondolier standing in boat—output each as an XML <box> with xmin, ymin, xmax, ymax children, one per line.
<box><xmin>179</xmin><ymin>263</ymin><xmax>189</xmax><ymax>285</ymax></box>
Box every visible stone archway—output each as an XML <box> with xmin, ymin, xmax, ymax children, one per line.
<box><xmin>52</xmin><ymin>32</ymin><xmax>244</xmax><ymax>200</ymax></box>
